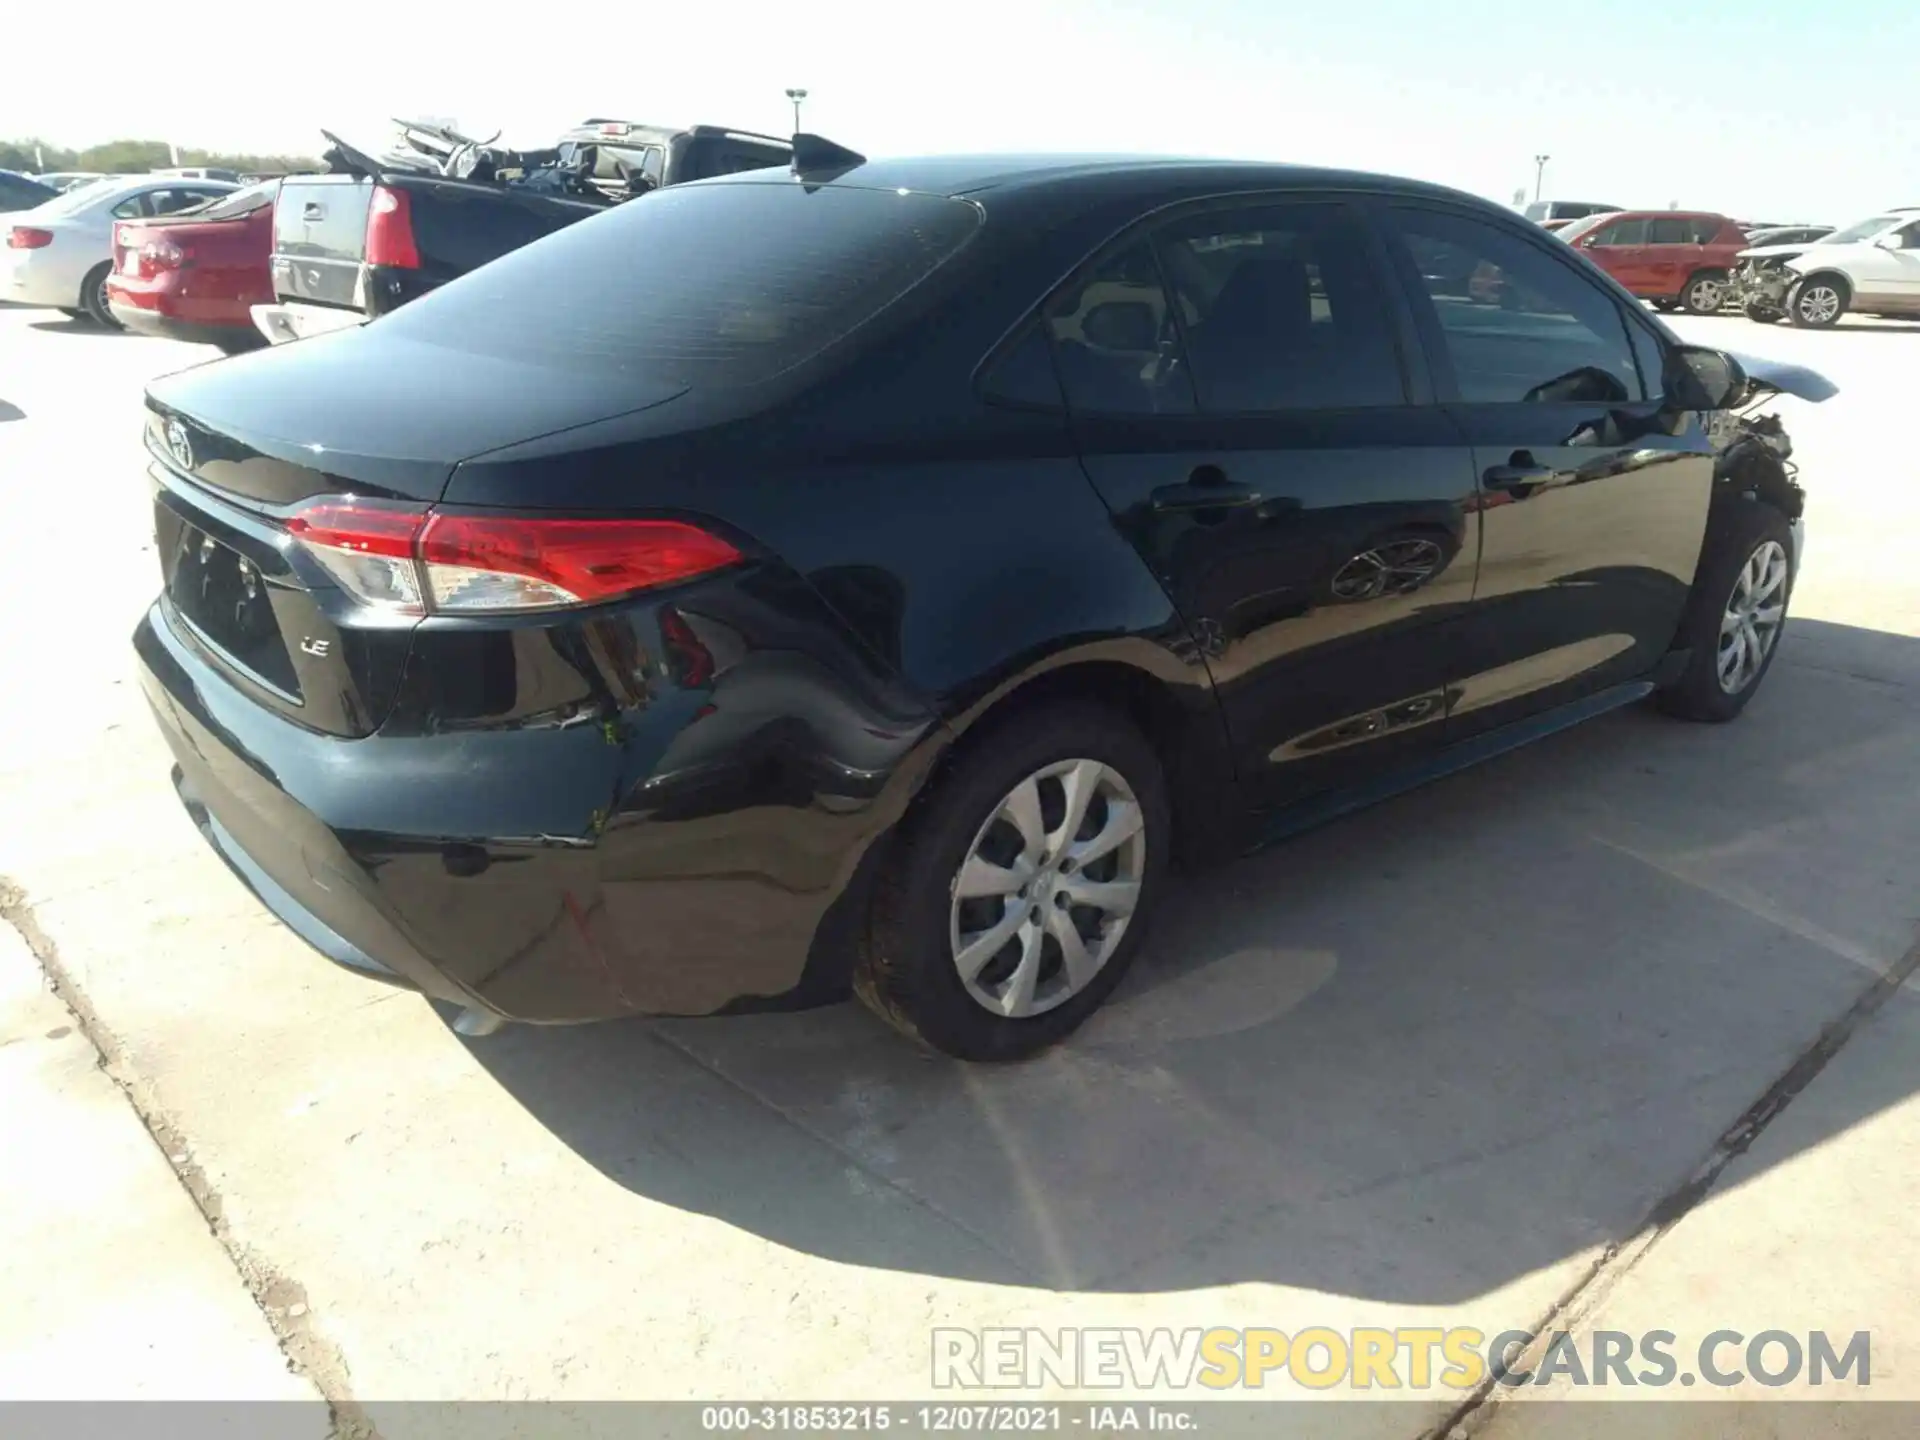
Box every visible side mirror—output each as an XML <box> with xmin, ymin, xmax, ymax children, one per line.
<box><xmin>1666</xmin><ymin>344</ymin><xmax>1748</xmax><ymax>411</ymax></box>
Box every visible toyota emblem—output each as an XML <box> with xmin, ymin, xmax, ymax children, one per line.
<box><xmin>165</xmin><ymin>418</ymin><xmax>194</xmax><ymax>472</ymax></box>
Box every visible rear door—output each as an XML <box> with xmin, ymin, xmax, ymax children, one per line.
<box><xmin>1644</xmin><ymin>216</ymin><xmax>1696</xmax><ymax>298</ymax></box>
<box><xmin>1053</xmin><ymin>198</ymin><xmax>1482</xmax><ymax>809</ymax></box>
<box><xmin>1381</xmin><ymin>203</ymin><xmax>1712</xmax><ymax>738</ymax></box>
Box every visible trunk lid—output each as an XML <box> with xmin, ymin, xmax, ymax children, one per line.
<box><xmin>271</xmin><ymin>176</ymin><xmax>373</xmax><ymax>309</ymax></box>
<box><xmin>144</xmin><ymin>325</ymin><xmax>689</xmax><ymax>737</ymax></box>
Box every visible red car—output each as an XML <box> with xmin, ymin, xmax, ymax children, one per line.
<box><xmin>1557</xmin><ymin>209</ymin><xmax>1750</xmax><ymax>314</ymax></box>
<box><xmin>106</xmin><ymin>181</ymin><xmax>277</xmax><ymax>352</ymax></box>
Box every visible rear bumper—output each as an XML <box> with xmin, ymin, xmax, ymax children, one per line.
<box><xmin>135</xmin><ymin>584</ymin><xmax>933</xmax><ymax>1024</ymax></box>
<box><xmin>110</xmin><ymin>301</ymin><xmax>256</xmax><ymax>348</ymax></box>
<box><xmin>251</xmin><ymin>301</ymin><xmax>365</xmax><ymax>345</ymax></box>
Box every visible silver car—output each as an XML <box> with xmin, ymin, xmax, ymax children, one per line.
<box><xmin>3</xmin><ymin>174</ymin><xmax>237</xmax><ymax>326</ymax></box>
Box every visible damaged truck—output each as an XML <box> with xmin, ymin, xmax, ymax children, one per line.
<box><xmin>253</xmin><ymin>119</ymin><xmax>793</xmax><ymax>344</ymax></box>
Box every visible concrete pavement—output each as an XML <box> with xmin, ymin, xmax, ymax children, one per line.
<box><xmin>0</xmin><ymin>302</ymin><xmax>1917</xmax><ymax>1438</ymax></box>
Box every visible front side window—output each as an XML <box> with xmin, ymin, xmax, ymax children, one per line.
<box><xmin>1825</xmin><ymin>214</ymin><xmax>1904</xmax><ymax>245</ymax></box>
<box><xmin>1597</xmin><ymin>218</ymin><xmax>1647</xmax><ymax>246</ymax></box>
<box><xmin>1154</xmin><ymin>203</ymin><xmax>1406</xmax><ymax>412</ymax></box>
<box><xmin>1648</xmin><ymin>218</ymin><xmax>1692</xmax><ymax>245</ymax></box>
<box><xmin>1044</xmin><ymin>239</ymin><xmax>1192</xmax><ymax>415</ymax></box>
<box><xmin>1390</xmin><ymin>206</ymin><xmax>1644</xmax><ymax>405</ymax></box>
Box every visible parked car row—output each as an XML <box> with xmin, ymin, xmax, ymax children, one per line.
<box><xmin>5</xmin><ymin>174</ymin><xmax>242</xmax><ymax>326</ymax></box>
<box><xmin>126</xmin><ymin>143</ymin><xmax>1835</xmax><ymax>1058</ymax></box>
<box><xmin>1528</xmin><ymin>199</ymin><xmax>1920</xmax><ymax>328</ymax></box>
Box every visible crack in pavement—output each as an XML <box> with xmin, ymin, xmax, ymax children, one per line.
<box><xmin>1422</xmin><ymin>923</ymin><xmax>1920</xmax><ymax>1439</ymax></box>
<box><xmin>0</xmin><ymin>877</ymin><xmax>378</xmax><ymax>1440</ymax></box>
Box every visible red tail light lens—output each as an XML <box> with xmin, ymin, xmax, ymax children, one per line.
<box><xmin>140</xmin><ymin>239</ymin><xmax>190</xmax><ymax>272</ymax></box>
<box><xmin>7</xmin><ymin>227</ymin><xmax>53</xmax><ymax>249</ymax></box>
<box><xmin>285</xmin><ymin>501</ymin><xmax>742</xmax><ymax>615</ymax></box>
<box><xmin>364</xmin><ymin>186</ymin><xmax>420</xmax><ymax>269</ymax></box>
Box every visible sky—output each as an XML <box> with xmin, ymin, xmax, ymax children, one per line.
<box><xmin>7</xmin><ymin>0</ymin><xmax>1915</xmax><ymax>224</ymax></box>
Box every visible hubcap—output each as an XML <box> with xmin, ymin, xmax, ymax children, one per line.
<box><xmin>948</xmin><ymin>758</ymin><xmax>1147</xmax><ymax>1018</ymax></box>
<box><xmin>1799</xmin><ymin>285</ymin><xmax>1840</xmax><ymax>324</ymax></box>
<box><xmin>1690</xmin><ymin>278</ymin><xmax>1724</xmax><ymax>311</ymax></box>
<box><xmin>1718</xmin><ymin>540</ymin><xmax>1788</xmax><ymax>694</ymax></box>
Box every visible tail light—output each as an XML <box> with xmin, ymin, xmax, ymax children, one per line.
<box><xmin>7</xmin><ymin>227</ymin><xmax>53</xmax><ymax>249</ymax></box>
<box><xmin>140</xmin><ymin>238</ymin><xmax>190</xmax><ymax>272</ymax></box>
<box><xmin>284</xmin><ymin>500</ymin><xmax>743</xmax><ymax>615</ymax></box>
<box><xmin>364</xmin><ymin>186</ymin><xmax>420</xmax><ymax>269</ymax></box>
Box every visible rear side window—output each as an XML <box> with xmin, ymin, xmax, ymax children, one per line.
<box><xmin>1044</xmin><ymin>239</ymin><xmax>1194</xmax><ymax>416</ymax></box>
<box><xmin>1389</xmin><ymin>206</ymin><xmax>1644</xmax><ymax>405</ymax></box>
<box><xmin>1648</xmin><ymin>218</ymin><xmax>1692</xmax><ymax>244</ymax></box>
<box><xmin>1155</xmin><ymin>203</ymin><xmax>1406</xmax><ymax>412</ymax></box>
<box><xmin>381</xmin><ymin>183</ymin><xmax>981</xmax><ymax>385</ymax></box>
<box><xmin>1691</xmin><ymin>217</ymin><xmax>1729</xmax><ymax>244</ymax></box>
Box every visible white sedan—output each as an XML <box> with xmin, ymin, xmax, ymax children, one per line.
<box><xmin>4</xmin><ymin>174</ymin><xmax>238</xmax><ymax>327</ymax></box>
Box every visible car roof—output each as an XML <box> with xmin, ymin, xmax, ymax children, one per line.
<box><xmin>722</xmin><ymin>151</ymin><xmax>1496</xmax><ymax>211</ymax></box>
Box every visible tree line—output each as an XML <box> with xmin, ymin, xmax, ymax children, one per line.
<box><xmin>1</xmin><ymin>138</ymin><xmax>321</xmax><ymax>175</ymax></box>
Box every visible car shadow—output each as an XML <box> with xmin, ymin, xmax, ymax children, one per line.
<box><xmin>465</xmin><ymin>617</ymin><xmax>1920</xmax><ymax>1300</ymax></box>
<box><xmin>27</xmin><ymin>317</ymin><xmax>128</xmax><ymax>338</ymax></box>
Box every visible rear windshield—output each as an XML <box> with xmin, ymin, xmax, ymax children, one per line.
<box><xmin>180</xmin><ymin>181</ymin><xmax>277</xmax><ymax>220</ymax></box>
<box><xmin>379</xmin><ymin>182</ymin><xmax>983</xmax><ymax>386</ymax></box>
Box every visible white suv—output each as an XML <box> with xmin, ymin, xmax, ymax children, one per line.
<box><xmin>1733</xmin><ymin>207</ymin><xmax>1920</xmax><ymax>327</ymax></box>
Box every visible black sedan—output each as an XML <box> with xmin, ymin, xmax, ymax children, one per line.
<box><xmin>136</xmin><ymin>145</ymin><xmax>1827</xmax><ymax>1060</ymax></box>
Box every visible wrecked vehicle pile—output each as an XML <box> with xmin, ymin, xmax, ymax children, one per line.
<box><xmin>253</xmin><ymin>118</ymin><xmax>797</xmax><ymax>343</ymax></box>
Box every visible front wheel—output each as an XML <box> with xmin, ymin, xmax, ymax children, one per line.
<box><xmin>79</xmin><ymin>263</ymin><xmax>121</xmax><ymax>329</ymax></box>
<box><xmin>1656</xmin><ymin>503</ymin><xmax>1794</xmax><ymax>723</ymax></box>
<box><xmin>854</xmin><ymin>701</ymin><xmax>1170</xmax><ymax>1060</ymax></box>
<box><xmin>1680</xmin><ymin>271</ymin><xmax>1728</xmax><ymax>315</ymax></box>
<box><xmin>1787</xmin><ymin>276</ymin><xmax>1847</xmax><ymax>328</ymax></box>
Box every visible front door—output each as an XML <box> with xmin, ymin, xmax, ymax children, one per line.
<box><xmin>1381</xmin><ymin>203</ymin><xmax>1715</xmax><ymax>739</ymax></box>
<box><xmin>1851</xmin><ymin>217</ymin><xmax>1920</xmax><ymax>309</ymax></box>
<box><xmin>1046</xmin><ymin>199</ymin><xmax>1481</xmax><ymax>809</ymax></box>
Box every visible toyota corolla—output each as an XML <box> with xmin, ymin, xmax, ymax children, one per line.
<box><xmin>135</xmin><ymin>142</ymin><xmax>1831</xmax><ymax>1060</ymax></box>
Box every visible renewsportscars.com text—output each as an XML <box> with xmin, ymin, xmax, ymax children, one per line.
<box><xmin>932</xmin><ymin>1326</ymin><xmax>1872</xmax><ymax>1392</ymax></box>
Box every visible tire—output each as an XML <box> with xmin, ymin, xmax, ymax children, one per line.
<box><xmin>1786</xmin><ymin>274</ymin><xmax>1848</xmax><ymax>328</ymax></box>
<box><xmin>1656</xmin><ymin>502</ymin><xmax>1794</xmax><ymax>723</ymax></box>
<box><xmin>1651</xmin><ymin>298</ymin><xmax>1678</xmax><ymax>313</ymax></box>
<box><xmin>1680</xmin><ymin>271</ymin><xmax>1729</xmax><ymax>315</ymax></box>
<box><xmin>79</xmin><ymin>263</ymin><xmax>120</xmax><ymax>329</ymax></box>
<box><xmin>1743</xmin><ymin>304</ymin><xmax>1783</xmax><ymax>324</ymax></box>
<box><xmin>212</xmin><ymin>333</ymin><xmax>264</xmax><ymax>355</ymax></box>
<box><xmin>854</xmin><ymin>700</ymin><xmax>1171</xmax><ymax>1061</ymax></box>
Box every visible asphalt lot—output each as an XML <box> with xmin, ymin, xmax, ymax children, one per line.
<box><xmin>1</xmin><ymin>301</ymin><xmax>1917</xmax><ymax>1436</ymax></box>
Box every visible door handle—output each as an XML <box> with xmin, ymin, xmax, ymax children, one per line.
<box><xmin>1150</xmin><ymin>481</ymin><xmax>1260</xmax><ymax>512</ymax></box>
<box><xmin>1483</xmin><ymin>463</ymin><xmax>1557</xmax><ymax>491</ymax></box>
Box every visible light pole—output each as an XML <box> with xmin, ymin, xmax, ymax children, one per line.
<box><xmin>1533</xmin><ymin>154</ymin><xmax>1550</xmax><ymax>204</ymax></box>
<box><xmin>786</xmin><ymin>88</ymin><xmax>809</xmax><ymax>134</ymax></box>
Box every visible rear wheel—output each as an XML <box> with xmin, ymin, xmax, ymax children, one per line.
<box><xmin>79</xmin><ymin>263</ymin><xmax>120</xmax><ymax>329</ymax></box>
<box><xmin>854</xmin><ymin>701</ymin><xmax>1169</xmax><ymax>1060</ymax></box>
<box><xmin>1787</xmin><ymin>275</ymin><xmax>1847</xmax><ymax>328</ymax></box>
<box><xmin>1656</xmin><ymin>503</ymin><xmax>1793</xmax><ymax>723</ymax></box>
<box><xmin>1680</xmin><ymin>271</ymin><xmax>1728</xmax><ymax>315</ymax></box>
